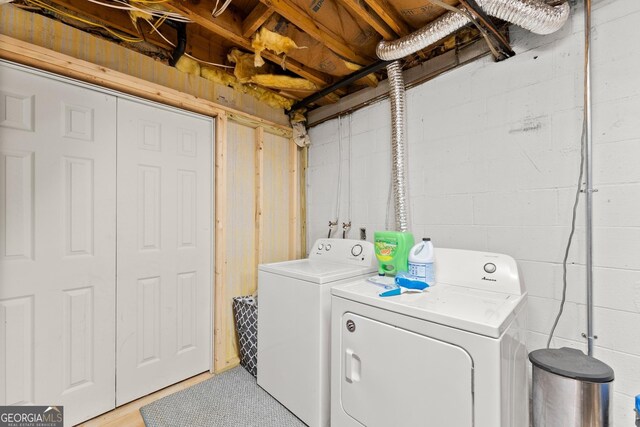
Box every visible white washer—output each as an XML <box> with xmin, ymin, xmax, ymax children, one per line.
<box><xmin>257</xmin><ymin>238</ymin><xmax>377</xmax><ymax>427</ymax></box>
<box><xmin>331</xmin><ymin>248</ymin><xmax>529</xmax><ymax>427</ymax></box>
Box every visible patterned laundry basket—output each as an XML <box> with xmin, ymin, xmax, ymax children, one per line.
<box><xmin>232</xmin><ymin>295</ymin><xmax>258</xmax><ymax>377</ymax></box>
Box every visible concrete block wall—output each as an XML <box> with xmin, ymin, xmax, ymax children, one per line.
<box><xmin>307</xmin><ymin>0</ymin><xmax>640</xmax><ymax>423</ymax></box>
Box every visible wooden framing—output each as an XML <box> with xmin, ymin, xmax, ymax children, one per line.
<box><xmin>256</xmin><ymin>0</ymin><xmax>371</xmax><ymax>65</ymax></box>
<box><xmin>289</xmin><ymin>141</ymin><xmax>299</xmax><ymax>259</ymax></box>
<box><xmin>47</xmin><ymin>0</ymin><xmax>173</xmax><ymax>49</ymax></box>
<box><xmin>165</xmin><ymin>0</ymin><xmax>333</xmax><ymax>87</ymax></box>
<box><xmin>255</xmin><ymin>126</ymin><xmax>265</xmax><ymax>267</ymax></box>
<box><xmin>40</xmin><ymin>0</ymin><xmax>226</xmax><ymax>64</ymax></box>
<box><xmin>300</xmin><ymin>145</ymin><xmax>308</xmax><ymax>255</ymax></box>
<box><xmin>214</xmin><ymin>113</ymin><xmax>232</xmax><ymax>373</ymax></box>
<box><xmin>0</xmin><ymin>35</ymin><xmax>291</xmax><ymax>137</ymax></box>
<box><xmin>336</xmin><ymin>0</ymin><xmax>398</xmax><ymax>40</ymax></box>
<box><xmin>252</xmin><ymin>0</ymin><xmax>379</xmax><ymax>88</ymax></box>
<box><xmin>242</xmin><ymin>4</ymin><xmax>274</xmax><ymax>38</ymax></box>
<box><xmin>164</xmin><ymin>0</ymin><xmax>349</xmax><ymax>104</ymax></box>
<box><xmin>363</xmin><ymin>0</ymin><xmax>412</xmax><ymax>36</ymax></box>
<box><xmin>211</xmin><ymin>124</ymin><xmax>299</xmax><ymax>371</ymax></box>
<box><xmin>9</xmin><ymin>0</ymin><xmax>474</xmax><ymax>112</ymax></box>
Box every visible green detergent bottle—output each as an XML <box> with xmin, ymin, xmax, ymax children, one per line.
<box><xmin>374</xmin><ymin>231</ymin><xmax>414</xmax><ymax>276</ymax></box>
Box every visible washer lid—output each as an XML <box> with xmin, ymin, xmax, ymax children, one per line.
<box><xmin>529</xmin><ymin>347</ymin><xmax>614</xmax><ymax>383</ymax></box>
<box><xmin>331</xmin><ymin>279</ymin><xmax>526</xmax><ymax>338</ymax></box>
<box><xmin>259</xmin><ymin>259</ymin><xmax>376</xmax><ymax>284</ymax></box>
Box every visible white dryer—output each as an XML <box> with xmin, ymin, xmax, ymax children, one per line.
<box><xmin>330</xmin><ymin>248</ymin><xmax>529</xmax><ymax>427</ymax></box>
<box><xmin>257</xmin><ymin>238</ymin><xmax>377</xmax><ymax>427</ymax></box>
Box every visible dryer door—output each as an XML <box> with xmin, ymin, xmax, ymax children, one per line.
<box><xmin>340</xmin><ymin>313</ymin><xmax>473</xmax><ymax>427</ymax></box>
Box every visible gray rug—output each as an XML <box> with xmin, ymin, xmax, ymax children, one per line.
<box><xmin>140</xmin><ymin>367</ymin><xmax>307</xmax><ymax>427</ymax></box>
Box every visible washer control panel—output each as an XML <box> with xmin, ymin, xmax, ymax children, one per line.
<box><xmin>310</xmin><ymin>238</ymin><xmax>376</xmax><ymax>267</ymax></box>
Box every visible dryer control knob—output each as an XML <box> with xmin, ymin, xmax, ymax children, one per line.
<box><xmin>351</xmin><ymin>244</ymin><xmax>363</xmax><ymax>257</ymax></box>
<box><xmin>346</xmin><ymin>320</ymin><xmax>356</xmax><ymax>332</ymax></box>
<box><xmin>484</xmin><ymin>263</ymin><xmax>497</xmax><ymax>274</ymax></box>
<box><xmin>325</xmin><ymin>243</ymin><xmax>332</xmax><ymax>251</ymax></box>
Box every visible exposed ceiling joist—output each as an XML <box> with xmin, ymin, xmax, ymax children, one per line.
<box><xmin>335</xmin><ymin>0</ymin><xmax>397</xmax><ymax>40</ymax></box>
<box><xmin>165</xmin><ymin>0</ymin><xmax>334</xmax><ymax>87</ymax></box>
<box><xmin>46</xmin><ymin>0</ymin><xmax>172</xmax><ymax>48</ymax></box>
<box><xmin>458</xmin><ymin>0</ymin><xmax>514</xmax><ymax>58</ymax></box>
<box><xmin>307</xmin><ymin>38</ymin><xmax>492</xmax><ymax>125</ymax></box>
<box><xmin>256</xmin><ymin>0</ymin><xmax>372</xmax><ymax>65</ymax></box>
<box><xmin>242</xmin><ymin>3</ymin><xmax>274</xmax><ymax>37</ymax></box>
<box><xmin>23</xmin><ymin>0</ymin><xmax>495</xmax><ymax>113</ymax></box>
<box><xmin>46</xmin><ymin>0</ymin><xmax>226</xmax><ymax>63</ymax></box>
<box><xmin>362</xmin><ymin>0</ymin><xmax>412</xmax><ymax>36</ymax></box>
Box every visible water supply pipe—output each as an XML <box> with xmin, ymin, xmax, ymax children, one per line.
<box><xmin>342</xmin><ymin>221</ymin><xmax>352</xmax><ymax>239</ymax></box>
<box><xmin>583</xmin><ymin>0</ymin><xmax>594</xmax><ymax>357</ymax></box>
<box><xmin>327</xmin><ymin>220</ymin><xmax>338</xmax><ymax>238</ymax></box>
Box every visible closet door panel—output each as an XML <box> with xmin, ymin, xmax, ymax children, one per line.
<box><xmin>116</xmin><ymin>98</ymin><xmax>212</xmax><ymax>405</ymax></box>
<box><xmin>0</xmin><ymin>63</ymin><xmax>116</xmax><ymax>426</ymax></box>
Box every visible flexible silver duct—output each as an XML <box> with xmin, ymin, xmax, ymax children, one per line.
<box><xmin>386</xmin><ymin>61</ymin><xmax>410</xmax><ymax>232</ymax></box>
<box><xmin>381</xmin><ymin>0</ymin><xmax>570</xmax><ymax>232</ymax></box>
<box><xmin>377</xmin><ymin>0</ymin><xmax>570</xmax><ymax>60</ymax></box>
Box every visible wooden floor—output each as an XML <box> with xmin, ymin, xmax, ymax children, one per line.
<box><xmin>78</xmin><ymin>372</ymin><xmax>215</xmax><ymax>427</ymax></box>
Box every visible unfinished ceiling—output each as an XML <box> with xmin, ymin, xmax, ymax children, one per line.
<box><xmin>12</xmin><ymin>0</ymin><xmax>510</xmax><ymax>113</ymax></box>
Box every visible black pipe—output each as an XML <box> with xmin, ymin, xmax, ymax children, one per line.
<box><xmin>166</xmin><ymin>20</ymin><xmax>187</xmax><ymax>67</ymax></box>
<box><xmin>291</xmin><ymin>59</ymin><xmax>392</xmax><ymax>112</ymax></box>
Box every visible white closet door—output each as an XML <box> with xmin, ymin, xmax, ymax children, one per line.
<box><xmin>116</xmin><ymin>98</ymin><xmax>212</xmax><ymax>405</ymax></box>
<box><xmin>0</xmin><ymin>64</ymin><xmax>116</xmax><ymax>426</ymax></box>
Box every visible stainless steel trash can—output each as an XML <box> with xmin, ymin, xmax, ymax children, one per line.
<box><xmin>530</xmin><ymin>347</ymin><xmax>614</xmax><ymax>427</ymax></box>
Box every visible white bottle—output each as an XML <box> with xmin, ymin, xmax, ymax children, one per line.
<box><xmin>408</xmin><ymin>238</ymin><xmax>435</xmax><ymax>285</ymax></box>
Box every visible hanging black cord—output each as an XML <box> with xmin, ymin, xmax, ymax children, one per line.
<box><xmin>547</xmin><ymin>9</ymin><xmax>591</xmax><ymax>346</ymax></box>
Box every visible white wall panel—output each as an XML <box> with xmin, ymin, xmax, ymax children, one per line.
<box><xmin>138</xmin><ymin>166</ymin><xmax>161</xmax><ymax>251</ymax></box>
<box><xmin>62</xmin><ymin>287</ymin><xmax>94</xmax><ymax>391</ymax></box>
<box><xmin>177</xmin><ymin>272</ymin><xmax>197</xmax><ymax>353</ymax></box>
<box><xmin>137</xmin><ymin>276</ymin><xmax>160</xmax><ymax>365</ymax></box>
<box><xmin>139</xmin><ymin>121</ymin><xmax>161</xmax><ymax>151</ymax></box>
<box><xmin>64</xmin><ymin>157</ymin><xmax>94</xmax><ymax>256</ymax></box>
<box><xmin>0</xmin><ymin>150</ymin><xmax>33</xmax><ymax>260</ymax></box>
<box><xmin>0</xmin><ymin>91</ymin><xmax>34</xmax><ymax>131</ymax></box>
<box><xmin>0</xmin><ymin>296</ymin><xmax>34</xmax><ymax>405</ymax></box>
<box><xmin>177</xmin><ymin>128</ymin><xmax>197</xmax><ymax>157</ymax></box>
<box><xmin>62</xmin><ymin>103</ymin><xmax>94</xmax><ymax>141</ymax></box>
<box><xmin>177</xmin><ymin>170</ymin><xmax>196</xmax><ymax>248</ymax></box>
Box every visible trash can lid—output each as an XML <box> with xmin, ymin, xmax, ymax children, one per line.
<box><xmin>529</xmin><ymin>347</ymin><xmax>614</xmax><ymax>383</ymax></box>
